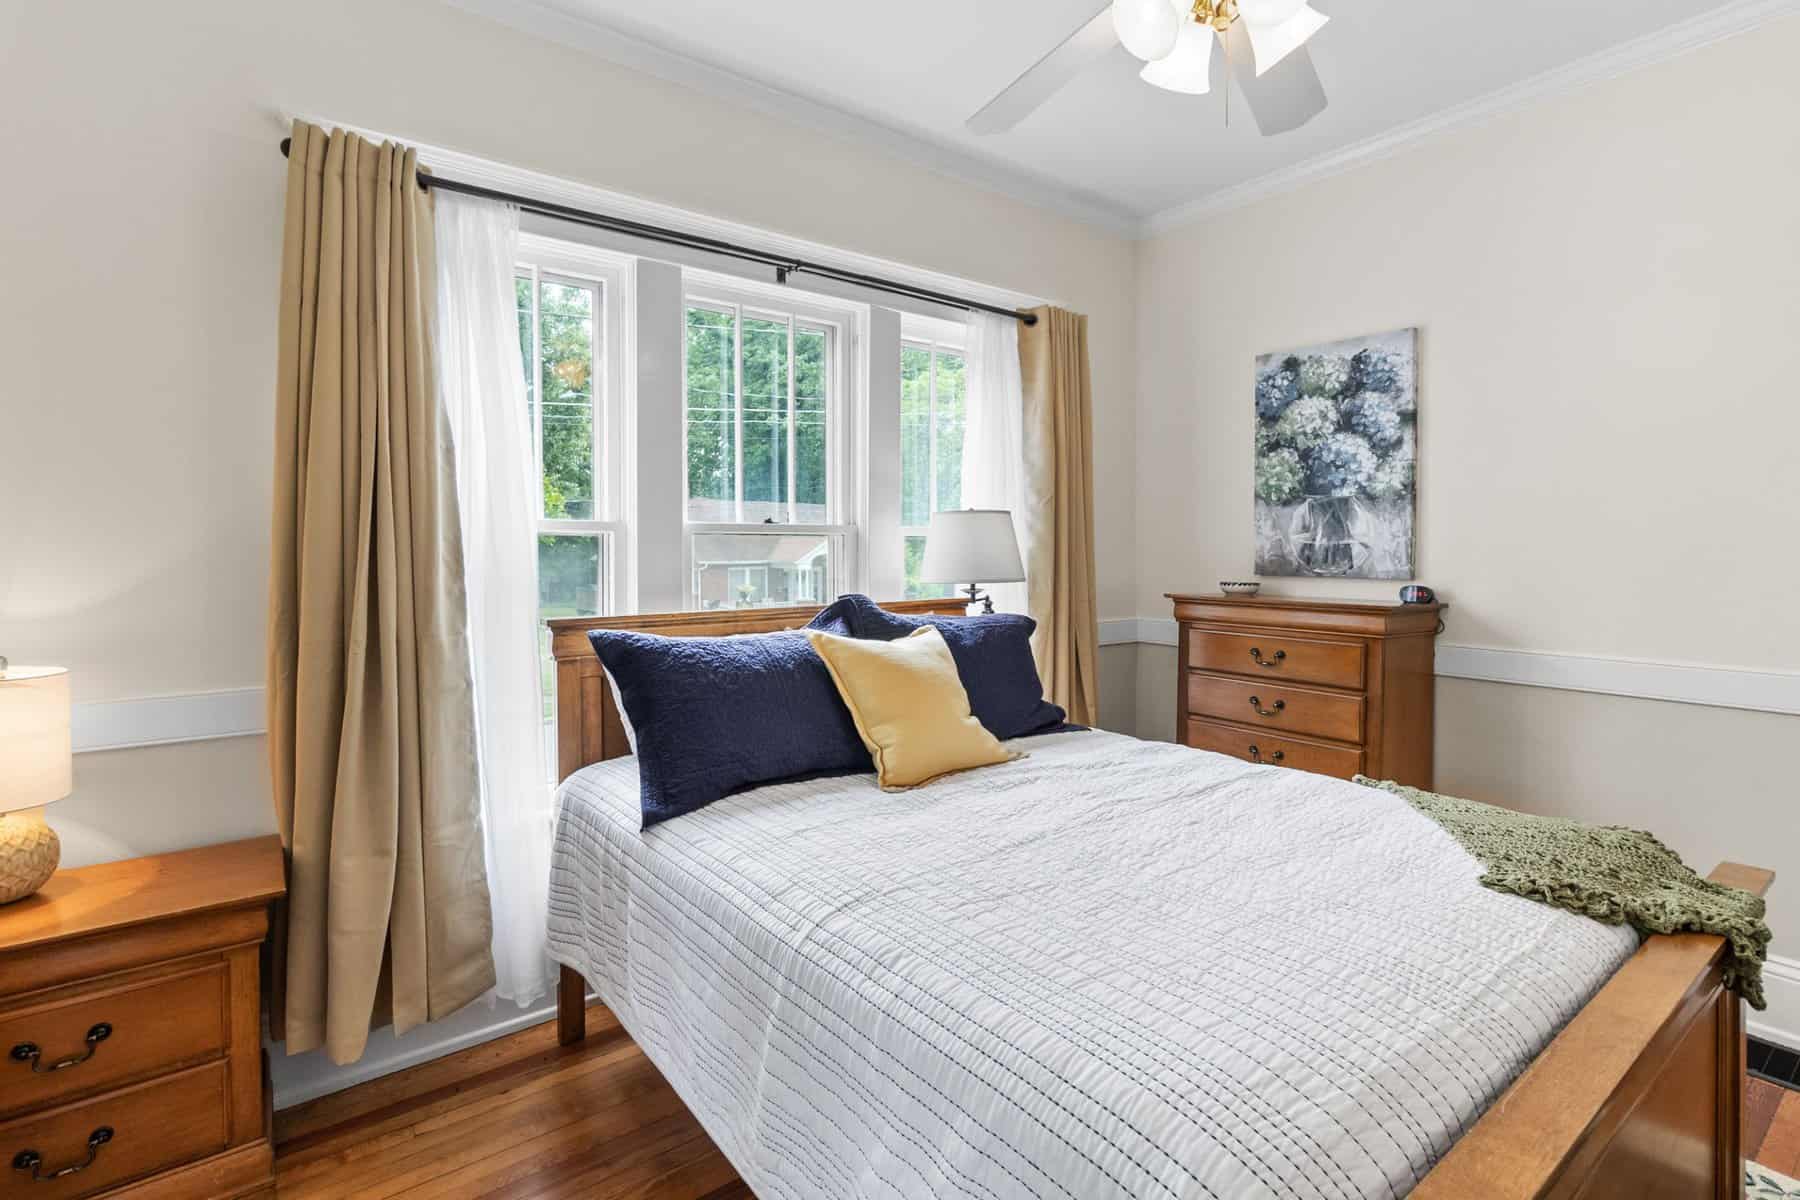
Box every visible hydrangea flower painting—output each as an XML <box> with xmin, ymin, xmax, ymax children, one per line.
<box><xmin>1254</xmin><ymin>328</ymin><xmax>1417</xmax><ymax>578</ymax></box>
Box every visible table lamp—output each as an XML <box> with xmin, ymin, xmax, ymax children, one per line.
<box><xmin>0</xmin><ymin>661</ymin><xmax>71</xmax><ymax>904</ymax></box>
<box><xmin>919</xmin><ymin>509</ymin><xmax>1026</xmax><ymax>614</ymax></box>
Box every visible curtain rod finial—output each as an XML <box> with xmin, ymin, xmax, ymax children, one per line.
<box><xmin>280</xmin><ymin>136</ymin><xmax>292</xmax><ymax>159</ymax></box>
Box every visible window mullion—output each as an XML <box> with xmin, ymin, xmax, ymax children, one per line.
<box><xmin>927</xmin><ymin>347</ymin><xmax>939</xmax><ymax>521</ymax></box>
<box><xmin>732</xmin><ymin>303</ymin><xmax>745</xmax><ymax>524</ymax></box>
<box><xmin>786</xmin><ymin>315</ymin><xmax>797</xmax><ymax>525</ymax></box>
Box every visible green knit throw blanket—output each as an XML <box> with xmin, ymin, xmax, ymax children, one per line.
<box><xmin>1354</xmin><ymin>776</ymin><xmax>1771</xmax><ymax>1010</ymax></box>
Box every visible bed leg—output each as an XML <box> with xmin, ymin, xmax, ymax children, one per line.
<box><xmin>558</xmin><ymin>964</ymin><xmax>587</xmax><ymax>1046</ymax></box>
<box><xmin>1718</xmin><ymin>988</ymin><xmax>1745</xmax><ymax>1199</ymax></box>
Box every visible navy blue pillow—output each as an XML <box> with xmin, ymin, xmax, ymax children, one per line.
<box><xmin>806</xmin><ymin>595</ymin><xmax>1067</xmax><ymax>740</ymax></box>
<box><xmin>589</xmin><ymin>629</ymin><xmax>869</xmax><ymax>828</ymax></box>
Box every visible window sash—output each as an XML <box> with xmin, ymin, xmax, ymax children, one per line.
<box><xmin>684</xmin><ymin>293</ymin><xmax>843</xmax><ymax>527</ymax></box>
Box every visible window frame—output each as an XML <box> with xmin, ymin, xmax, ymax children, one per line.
<box><xmin>516</xmin><ymin>235</ymin><xmax>634</xmax><ymax>616</ymax></box>
<box><xmin>898</xmin><ymin>318</ymin><xmax>968</xmax><ymax>599</ymax></box>
<box><xmin>680</xmin><ymin>274</ymin><xmax>861</xmax><ymax>609</ymax></box>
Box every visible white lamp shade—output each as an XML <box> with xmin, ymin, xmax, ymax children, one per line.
<box><xmin>1140</xmin><ymin>20</ymin><xmax>1214</xmax><ymax>94</ymax></box>
<box><xmin>918</xmin><ymin>510</ymin><xmax>1025</xmax><ymax>585</ymax></box>
<box><xmin>0</xmin><ymin>667</ymin><xmax>71</xmax><ymax>814</ymax></box>
<box><xmin>1112</xmin><ymin>0</ymin><xmax>1179</xmax><ymax>62</ymax></box>
<box><xmin>1243</xmin><ymin>3</ymin><xmax>1329</xmax><ymax>75</ymax></box>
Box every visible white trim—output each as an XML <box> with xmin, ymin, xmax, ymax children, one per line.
<box><xmin>288</xmin><ymin>121</ymin><xmax>1045</xmax><ymax>312</ymax></box>
<box><xmin>1434</xmin><ymin>645</ymin><xmax>1800</xmax><ymax>718</ymax></box>
<box><xmin>1102</xmin><ymin>619</ymin><xmax>1800</xmax><ymax>716</ymax></box>
<box><xmin>72</xmin><ymin>688</ymin><xmax>263</xmax><ymax>754</ymax></box>
<box><xmin>1143</xmin><ymin>0</ymin><xmax>1800</xmax><ymax>235</ymax></box>
<box><xmin>269</xmin><ymin>986</ymin><xmax>592</xmax><ymax>1110</ymax></box>
<box><xmin>1100</xmin><ymin>617</ymin><xmax>1177</xmax><ymax>647</ymax></box>
<box><xmin>436</xmin><ymin>0</ymin><xmax>1140</xmax><ymax>237</ymax></box>
<box><xmin>1752</xmin><ymin>955</ymin><xmax>1800</xmax><ymax>1053</ymax></box>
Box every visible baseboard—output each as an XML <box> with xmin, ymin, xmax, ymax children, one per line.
<box><xmin>268</xmin><ymin>984</ymin><xmax>591</xmax><ymax>1110</ymax></box>
<box><xmin>1751</xmin><ymin>954</ymin><xmax>1800</xmax><ymax>1052</ymax></box>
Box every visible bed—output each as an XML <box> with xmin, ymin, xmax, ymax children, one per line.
<box><xmin>546</xmin><ymin>601</ymin><xmax>1771</xmax><ymax>1200</ymax></box>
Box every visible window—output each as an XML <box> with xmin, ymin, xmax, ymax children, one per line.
<box><xmin>683</xmin><ymin>285</ymin><xmax>853</xmax><ymax>609</ymax></box>
<box><xmin>900</xmin><ymin>340</ymin><xmax>966</xmax><ymax>599</ymax></box>
<box><xmin>516</xmin><ymin>245</ymin><xmax>628</xmax><ymax>751</ymax></box>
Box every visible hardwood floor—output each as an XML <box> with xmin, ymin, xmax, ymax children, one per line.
<box><xmin>274</xmin><ymin>1008</ymin><xmax>1800</xmax><ymax>1197</ymax></box>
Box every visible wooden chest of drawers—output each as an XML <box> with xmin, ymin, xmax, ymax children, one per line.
<box><xmin>0</xmin><ymin>838</ymin><xmax>284</xmax><ymax>1200</ymax></box>
<box><xmin>1168</xmin><ymin>594</ymin><xmax>1443</xmax><ymax>787</ymax></box>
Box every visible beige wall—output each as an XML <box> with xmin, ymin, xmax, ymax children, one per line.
<box><xmin>1130</xmin><ymin>18</ymin><xmax>1800</xmax><ymax>957</ymax></box>
<box><xmin>0</xmin><ymin>0</ymin><xmax>1138</xmax><ymax>866</ymax></box>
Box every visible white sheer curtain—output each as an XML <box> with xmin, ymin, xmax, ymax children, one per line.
<box><xmin>961</xmin><ymin>311</ymin><xmax>1029</xmax><ymax>615</ymax></box>
<box><xmin>434</xmin><ymin>195</ymin><xmax>555</xmax><ymax>1007</ymax></box>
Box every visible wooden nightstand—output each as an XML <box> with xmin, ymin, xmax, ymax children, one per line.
<box><xmin>0</xmin><ymin>836</ymin><xmax>284</xmax><ymax>1199</ymax></box>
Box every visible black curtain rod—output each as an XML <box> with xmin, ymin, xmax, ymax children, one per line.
<box><xmin>278</xmin><ymin>137</ymin><xmax>1037</xmax><ymax>325</ymax></box>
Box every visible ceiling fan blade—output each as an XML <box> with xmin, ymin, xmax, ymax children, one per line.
<box><xmin>966</xmin><ymin>4</ymin><xmax>1117</xmax><ymax>135</ymax></box>
<box><xmin>1223</xmin><ymin>23</ymin><xmax>1328</xmax><ymax>136</ymax></box>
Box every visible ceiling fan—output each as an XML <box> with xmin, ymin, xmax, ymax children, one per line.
<box><xmin>968</xmin><ymin>0</ymin><xmax>1330</xmax><ymax>138</ymax></box>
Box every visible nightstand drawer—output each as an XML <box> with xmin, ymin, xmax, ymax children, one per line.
<box><xmin>0</xmin><ymin>1061</ymin><xmax>228</xmax><ymax>1199</ymax></box>
<box><xmin>0</xmin><ymin>963</ymin><xmax>227</xmax><ymax>1118</ymax></box>
<box><xmin>1187</xmin><ymin>629</ymin><xmax>1365</xmax><ymax>690</ymax></box>
<box><xmin>1185</xmin><ymin>673</ymin><xmax>1364</xmax><ymax>744</ymax></box>
<box><xmin>1185</xmin><ymin>718</ymin><xmax>1364</xmax><ymax>779</ymax></box>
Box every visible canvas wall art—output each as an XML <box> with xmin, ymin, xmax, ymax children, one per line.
<box><xmin>1253</xmin><ymin>328</ymin><xmax>1418</xmax><ymax>579</ymax></box>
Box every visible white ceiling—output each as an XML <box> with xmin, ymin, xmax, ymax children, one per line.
<box><xmin>455</xmin><ymin>0</ymin><xmax>1774</xmax><ymax>233</ymax></box>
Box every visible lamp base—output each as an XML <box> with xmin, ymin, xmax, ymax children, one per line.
<box><xmin>0</xmin><ymin>807</ymin><xmax>60</xmax><ymax>904</ymax></box>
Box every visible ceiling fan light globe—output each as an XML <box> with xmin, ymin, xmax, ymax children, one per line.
<box><xmin>1237</xmin><ymin>0</ymin><xmax>1308</xmax><ymax>28</ymax></box>
<box><xmin>1244</xmin><ymin>3</ymin><xmax>1329</xmax><ymax>75</ymax></box>
<box><xmin>1112</xmin><ymin>0</ymin><xmax>1181</xmax><ymax>61</ymax></box>
<box><xmin>1139</xmin><ymin>21</ymin><xmax>1214</xmax><ymax>94</ymax></box>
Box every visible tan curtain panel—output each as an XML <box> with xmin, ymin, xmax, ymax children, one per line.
<box><xmin>269</xmin><ymin>121</ymin><xmax>495</xmax><ymax>1065</ymax></box>
<box><xmin>1018</xmin><ymin>305</ymin><xmax>1100</xmax><ymax>726</ymax></box>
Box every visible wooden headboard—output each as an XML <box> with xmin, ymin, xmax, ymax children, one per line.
<box><xmin>547</xmin><ymin>598</ymin><xmax>970</xmax><ymax>783</ymax></box>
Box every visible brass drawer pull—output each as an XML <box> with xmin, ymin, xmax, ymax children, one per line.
<box><xmin>1248</xmin><ymin>696</ymin><xmax>1286</xmax><ymax>718</ymax></box>
<box><xmin>1249</xmin><ymin>647</ymin><xmax>1286</xmax><ymax>668</ymax></box>
<box><xmin>11</xmin><ymin>1023</ymin><xmax>111</xmax><ymax>1073</ymax></box>
<box><xmin>1248</xmin><ymin>745</ymin><xmax>1285</xmax><ymax>765</ymax></box>
<box><xmin>12</xmin><ymin>1126</ymin><xmax>113</xmax><ymax>1182</ymax></box>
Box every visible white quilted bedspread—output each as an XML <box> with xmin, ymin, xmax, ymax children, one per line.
<box><xmin>546</xmin><ymin>729</ymin><xmax>1637</xmax><ymax>1200</ymax></box>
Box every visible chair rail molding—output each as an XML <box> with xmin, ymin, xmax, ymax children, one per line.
<box><xmin>73</xmin><ymin>687</ymin><xmax>264</xmax><ymax>754</ymax></box>
<box><xmin>1103</xmin><ymin>618</ymin><xmax>1800</xmax><ymax>718</ymax></box>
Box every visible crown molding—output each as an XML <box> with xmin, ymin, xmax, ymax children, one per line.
<box><xmin>1143</xmin><ymin>0</ymin><xmax>1800</xmax><ymax>236</ymax></box>
<box><xmin>438</xmin><ymin>0</ymin><xmax>1143</xmax><ymax>239</ymax></box>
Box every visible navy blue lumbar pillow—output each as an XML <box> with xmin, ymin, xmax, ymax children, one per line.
<box><xmin>806</xmin><ymin>595</ymin><xmax>1067</xmax><ymax>740</ymax></box>
<box><xmin>588</xmin><ymin>628</ymin><xmax>870</xmax><ymax>828</ymax></box>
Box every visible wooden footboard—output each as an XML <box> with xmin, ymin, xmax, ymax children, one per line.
<box><xmin>1413</xmin><ymin>861</ymin><xmax>1773</xmax><ymax>1200</ymax></box>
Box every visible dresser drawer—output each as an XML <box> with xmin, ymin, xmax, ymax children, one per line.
<box><xmin>0</xmin><ymin>963</ymin><xmax>227</xmax><ymax>1118</ymax></box>
<box><xmin>1187</xmin><ymin>628</ymin><xmax>1365</xmax><ymax>690</ymax></box>
<box><xmin>1185</xmin><ymin>718</ymin><xmax>1365</xmax><ymax>779</ymax></box>
<box><xmin>1186</xmin><ymin>673</ymin><xmax>1364</xmax><ymax>744</ymax></box>
<box><xmin>0</xmin><ymin>1060</ymin><xmax>228</xmax><ymax>1198</ymax></box>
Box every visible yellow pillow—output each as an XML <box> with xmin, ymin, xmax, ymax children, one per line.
<box><xmin>807</xmin><ymin>626</ymin><xmax>1020</xmax><ymax>791</ymax></box>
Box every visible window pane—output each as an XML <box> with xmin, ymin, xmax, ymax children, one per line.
<box><xmin>741</xmin><ymin>316</ymin><xmax>788</xmax><ymax>522</ymax></box>
<box><xmin>540</xmin><ymin>280</ymin><xmax>596</xmax><ymax>520</ymax></box>
<box><xmin>794</xmin><ymin>326</ymin><xmax>828</xmax><ymax>523</ymax></box>
<box><xmin>692</xmin><ymin>531</ymin><xmax>830</xmax><ymax>610</ymax></box>
<box><xmin>900</xmin><ymin>345</ymin><xmax>932</xmax><ymax>527</ymax></box>
<box><xmin>537</xmin><ymin>533</ymin><xmax>606</xmax><ymax>738</ymax></box>
<box><xmin>685</xmin><ymin>307</ymin><xmax>737</xmax><ymax>522</ymax></box>
<box><xmin>934</xmin><ymin>351</ymin><xmax>966</xmax><ymax>513</ymax></box>
<box><xmin>903</xmin><ymin>534</ymin><xmax>954</xmax><ymax>600</ymax></box>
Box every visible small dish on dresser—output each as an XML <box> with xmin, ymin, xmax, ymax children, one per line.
<box><xmin>1218</xmin><ymin>581</ymin><xmax>1261</xmax><ymax>596</ymax></box>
